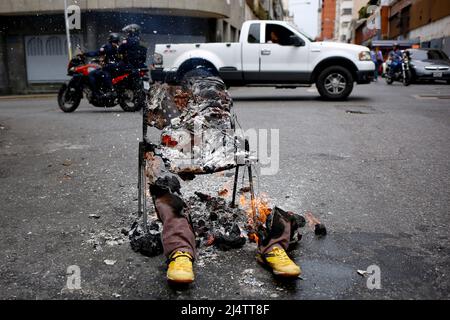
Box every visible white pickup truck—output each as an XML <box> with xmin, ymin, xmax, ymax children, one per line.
<box><xmin>151</xmin><ymin>20</ymin><xmax>375</xmax><ymax>100</ymax></box>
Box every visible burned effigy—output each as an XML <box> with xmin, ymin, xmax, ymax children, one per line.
<box><xmin>130</xmin><ymin>76</ymin><xmax>325</xmax><ymax>257</ymax></box>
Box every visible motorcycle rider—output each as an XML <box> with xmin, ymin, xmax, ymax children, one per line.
<box><xmin>387</xmin><ymin>43</ymin><xmax>403</xmax><ymax>78</ymax></box>
<box><xmin>83</xmin><ymin>33</ymin><xmax>121</xmax><ymax>99</ymax></box>
<box><xmin>118</xmin><ymin>24</ymin><xmax>148</xmax><ymax>72</ymax></box>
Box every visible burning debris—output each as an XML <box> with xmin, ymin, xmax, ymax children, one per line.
<box><xmin>129</xmin><ymin>220</ymin><xmax>164</xmax><ymax>257</ymax></box>
<box><xmin>188</xmin><ymin>192</ymin><xmax>247</xmax><ymax>251</ymax></box>
<box><xmin>305</xmin><ymin>212</ymin><xmax>327</xmax><ymax>237</ymax></box>
<box><xmin>130</xmin><ymin>189</ymin><xmax>320</xmax><ymax>257</ymax></box>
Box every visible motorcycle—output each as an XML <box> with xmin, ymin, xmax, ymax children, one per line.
<box><xmin>58</xmin><ymin>54</ymin><xmax>150</xmax><ymax>113</ymax></box>
<box><xmin>385</xmin><ymin>51</ymin><xmax>412</xmax><ymax>86</ymax></box>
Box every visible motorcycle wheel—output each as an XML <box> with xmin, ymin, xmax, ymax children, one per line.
<box><xmin>385</xmin><ymin>76</ymin><xmax>394</xmax><ymax>85</ymax></box>
<box><xmin>58</xmin><ymin>83</ymin><xmax>81</xmax><ymax>113</ymax></box>
<box><xmin>119</xmin><ymin>89</ymin><xmax>144</xmax><ymax>112</ymax></box>
<box><xmin>403</xmin><ymin>71</ymin><xmax>412</xmax><ymax>86</ymax></box>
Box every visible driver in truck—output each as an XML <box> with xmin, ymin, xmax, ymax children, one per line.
<box><xmin>268</xmin><ymin>30</ymin><xmax>280</xmax><ymax>44</ymax></box>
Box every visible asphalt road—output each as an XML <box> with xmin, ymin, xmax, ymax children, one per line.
<box><xmin>0</xmin><ymin>81</ymin><xmax>449</xmax><ymax>300</ymax></box>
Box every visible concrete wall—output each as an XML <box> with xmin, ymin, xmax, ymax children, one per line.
<box><xmin>408</xmin><ymin>15</ymin><xmax>450</xmax><ymax>43</ymax></box>
<box><xmin>409</xmin><ymin>15</ymin><xmax>450</xmax><ymax>56</ymax></box>
<box><xmin>4</xmin><ymin>35</ymin><xmax>27</xmax><ymax>94</ymax></box>
<box><xmin>0</xmin><ymin>32</ymin><xmax>10</xmax><ymax>93</ymax></box>
<box><xmin>0</xmin><ymin>0</ymin><xmax>231</xmax><ymax>18</ymax></box>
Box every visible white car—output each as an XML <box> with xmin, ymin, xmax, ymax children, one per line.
<box><xmin>152</xmin><ymin>20</ymin><xmax>375</xmax><ymax>100</ymax></box>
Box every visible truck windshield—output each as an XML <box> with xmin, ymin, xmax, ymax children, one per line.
<box><xmin>288</xmin><ymin>23</ymin><xmax>315</xmax><ymax>42</ymax></box>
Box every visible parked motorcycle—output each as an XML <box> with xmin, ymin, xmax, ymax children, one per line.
<box><xmin>385</xmin><ymin>51</ymin><xmax>412</xmax><ymax>86</ymax></box>
<box><xmin>58</xmin><ymin>55</ymin><xmax>150</xmax><ymax>113</ymax></box>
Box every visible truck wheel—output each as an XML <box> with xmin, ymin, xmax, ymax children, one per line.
<box><xmin>182</xmin><ymin>68</ymin><xmax>215</xmax><ymax>83</ymax></box>
<box><xmin>403</xmin><ymin>70</ymin><xmax>412</xmax><ymax>86</ymax></box>
<box><xmin>316</xmin><ymin>66</ymin><xmax>354</xmax><ymax>101</ymax></box>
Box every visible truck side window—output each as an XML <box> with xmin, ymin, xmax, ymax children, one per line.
<box><xmin>265</xmin><ymin>24</ymin><xmax>295</xmax><ymax>46</ymax></box>
<box><xmin>248</xmin><ymin>24</ymin><xmax>260</xmax><ymax>44</ymax></box>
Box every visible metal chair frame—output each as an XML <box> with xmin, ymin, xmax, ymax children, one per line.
<box><xmin>137</xmin><ymin>102</ymin><xmax>257</xmax><ymax>232</ymax></box>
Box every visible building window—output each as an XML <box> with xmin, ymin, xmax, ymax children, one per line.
<box><xmin>27</xmin><ymin>37</ymin><xmax>44</xmax><ymax>56</ymax></box>
<box><xmin>248</xmin><ymin>23</ymin><xmax>260</xmax><ymax>44</ymax></box>
<box><xmin>342</xmin><ymin>8</ymin><xmax>352</xmax><ymax>15</ymax></box>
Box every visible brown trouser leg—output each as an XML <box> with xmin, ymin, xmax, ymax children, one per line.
<box><xmin>257</xmin><ymin>211</ymin><xmax>292</xmax><ymax>255</ymax></box>
<box><xmin>154</xmin><ymin>193</ymin><xmax>196</xmax><ymax>259</ymax></box>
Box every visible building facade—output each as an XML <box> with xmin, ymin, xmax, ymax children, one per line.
<box><xmin>319</xmin><ymin>0</ymin><xmax>337</xmax><ymax>40</ymax></box>
<box><xmin>351</xmin><ymin>0</ymin><xmax>450</xmax><ymax>55</ymax></box>
<box><xmin>391</xmin><ymin>0</ymin><xmax>450</xmax><ymax>53</ymax></box>
<box><xmin>0</xmin><ymin>0</ymin><xmax>259</xmax><ymax>94</ymax></box>
<box><xmin>353</xmin><ymin>0</ymin><xmax>390</xmax><ymax>46</ymax></box>
<box><xmin>335</xmin><ymin>0</ymin><xmax>354</xmax><ymax>42</ymax></box>
<box><xmin>281</xmin><ymin>0</ymin><xmax>295</xmax><ymax>25</ymax></box>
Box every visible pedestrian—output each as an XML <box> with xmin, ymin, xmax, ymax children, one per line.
<box><xmin>370</xmin><ymin>45</ymin><xmax>383</xmax><ymax>82</ymax></box>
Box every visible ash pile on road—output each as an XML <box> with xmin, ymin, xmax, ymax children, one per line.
<box><xmin>128</xmin><ymin>191</ymin><xmax>322</xmax><ymax>257</ymax></box>
<box><xmin>128</xmin><ymin>192</ymin><xmax>248</xmax><ymax>257</ymax></box>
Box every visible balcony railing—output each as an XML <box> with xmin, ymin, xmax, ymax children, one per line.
<box><xmin>246</xmin><ymin>0</ymin><xmax>269</xmax><ymax>20</ymax></box>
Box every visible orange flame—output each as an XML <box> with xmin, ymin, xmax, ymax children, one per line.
<box><xmin>248</xmin><ymin>233</ymin><xmax>259</xmax><ymax>244</ymax></box>
<box><xmin>240</xmin><ymin>193</ymin><xmax>273</xmax><ymax>226</ymax></box>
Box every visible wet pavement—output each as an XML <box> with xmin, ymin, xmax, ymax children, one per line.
<box><xmin>0</xmin><ymin>81</ymin><xmax>449</xmax><ymax>299</ymax></box>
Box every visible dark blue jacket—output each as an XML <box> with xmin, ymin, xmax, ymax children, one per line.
<box><xmin>118</xmin><ymin>36</ymin><xmax>147</xmax><ymax>68</ymax></box>
<box><xmin>85</xmin><ymin>43</ymin><xmax>119</xmax><ymax>65</ymax></box>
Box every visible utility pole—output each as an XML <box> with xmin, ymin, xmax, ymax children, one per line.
<box><xmin>64</xmin><ymin>0</ymin><xmax>72</xmax><ymax>61</ymax></box>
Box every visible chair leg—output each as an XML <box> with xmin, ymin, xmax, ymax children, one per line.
<box><xmin>138</xmin><ymin>142</ymin><xmax>143</xmax><ymax>218</ymax></box>
<box><xmin>138</xmin><ymin>142</ymin><xmax>149</xmax><ymax>234</ymax></box>
<box><xmin>231</xmin><ymin>165</ymin><xmax>239</xmax><ymax>208</ymax></box>
<box><xmin>248</xmin><ymin>163</ymin><xmax>257</xmax><ymax>222</ymax></box>
<box><xmin>244</xmin><ymin>139</ymin><xmax>257</xmax><ymax>222</ymax></box>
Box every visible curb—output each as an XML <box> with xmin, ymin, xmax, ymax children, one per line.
<box><xmin>0</xmin><ymin>94</ymin><xmax>57</xmax><ymax>101</ymax></box>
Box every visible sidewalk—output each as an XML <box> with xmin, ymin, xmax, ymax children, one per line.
<box><xmin>0</xmin><ymin>94</ymin><xmax>57</xmax><ymax>101</ymax></box>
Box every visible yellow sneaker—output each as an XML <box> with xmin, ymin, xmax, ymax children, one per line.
<box><xmin>257</xmin><ymin>246</ymin><xmax>301</xmax><ymax>277</ymax></box>
<box><xmin>167</xmin><ymin>251</ymin><xmax>195</xmax><ymax>284</ymax></box>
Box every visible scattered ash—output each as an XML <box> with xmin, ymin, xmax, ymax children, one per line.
<box><xmin>84</xmin><ymin>229</ymin><xmax>129</xmax><ymax>252</ymax></box>
<box><xmin>196</xmin><ymin>247</ymin><xmax>219</xmax><ymax>268</ymax></box>
<box><xmin>241</xmin><ymin>268</ymin><xmax>265</xmax><ymax>288</ymax></box>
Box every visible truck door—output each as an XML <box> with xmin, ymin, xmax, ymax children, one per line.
<box><xmin>242</xmin><ymin>22</ymin><xmax>262</xmax><ymax>81</ymax></box>
<box><xmin>259</xmin><ymin>23</ymin><xmax>310</xmax><ymax>82</ymax></box>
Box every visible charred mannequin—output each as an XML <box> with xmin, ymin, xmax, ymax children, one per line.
<box><xmin>131</xmin><ymin>76</ymin><xmax>319</xmax><ymax>260</ymax></box>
